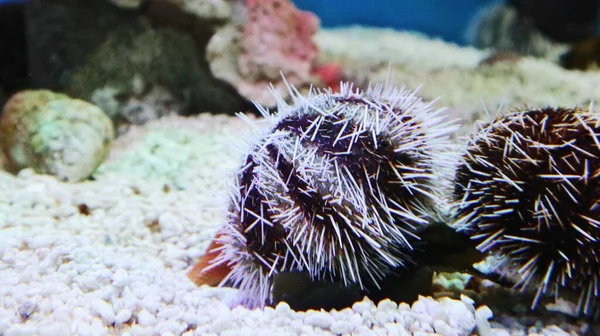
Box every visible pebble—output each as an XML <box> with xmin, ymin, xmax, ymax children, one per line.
<box><xmin>181</xmin><ymin>311</ymin><xmax>199</xmax><ymax>325</ymax></box>
<box><xmin>137</xmin><ymin>309</ymin><xmax>157</xmax><ymax>326</ymax></box>
<box><xmin>303</xmin><ymin>311</ymin><xmax>334</xmax><ymax>329</ymax></box>
<box><xmin>111</xmin><ymin>269</ymin><xmax>130</xmax><ymax>288</ymax></box>
<box><xmin>52</xmin><ymin>307</ymin><xmax>72</xmax><ymax>323</ymax></box>
<box><xmin>75</xmin><ymin>275</ymin><xmax>101</xmax><ymax>292</ymax></box>
<box><xmin>377</xmin><ymin>299</ymin><xmax>398</xmax><ymax>311</ymax></box>
<box><xmin>90</xmin><ymin>299</ymin><xmax>115</xmax><ymax>323</ymax></box>
<box><xmin>434</xmin><ymin>319</ymin><xmax>459</xmax><ymax>336</ymax></box>
<box><xmin>157</xmin><ymin>306</ymin><xmax>182</xmax><ymax>320</ymax></box>
<box><xmin>475</xmin><ymin>306</ymin><xmax>494</xmax><ymax>336</ymax></box>
<box><xmin>490</xmin><ymin>329</ymin><xmax>511</xmax><ymax>336</ymax></box>
<box><xmin>127</xmin><ymin>325</ymin><xmax>153</xmax><ymax>336</ymax></box>
<box><xmin>142</xmin><ymin>294</ymin><xmax>162</xmax><ymax>313</ymax></box>
<box><xmin>132</xmin><ymin>284</ymin><xmax>151</xmax><ymax>299</ymax></box>
<box><xmin>115</xmin><ymin>309</ymin><xmax>132</xmax><ymax>325</ymax></box>
<box><xmin>71</xmin><ymin>306</ymin><xmax>89</xmax><ymax>320</ymax></box>
<box><xmin>375</xmin><ymin>311</ymin><xmax>393</xmax><ymax>324</ymax></box>
<box><xmin>4</xmin><ymin>324</ymin><xmax>37</xmax><ymax>336</ymax></box>
<box><xmin>412</xmin><ymin>299</ymin><xmax>428</xmax><ymax>315</ymax></box>
<box><xmin>274</xmin><ymin>302</ymin><xmax>292</xmax><ymax>317</ymax></box>
<box><xmin>330</xmin><ymin>320</ymin><xmax>356</xmax><ymax>334</ymax></box>
<box><xmin>160</xmin><ymin>289</ymin><xmax>175</xmax><ymax>305</ymax></box>
<box><xmin>90</xmin><ymin>318</ymin><xmax>107</xmax><ymax>335</ymax></box>
<box><xmin>155</xmin><ymin>320</ymin><xmax>186</xmax><ymax>335</ymax></box>
<box><xmin>72</xmin><ymin>320</ymin><xmax>93</xmax><ymax>336</ymax></box>
<box><xmin>38</xmin><ymin>322</ymin><xmax>66</xmax><ymax>336</ymax></box>
<box><xmin>271</xmin><ymin>316</ymin><xmax>292</xmax><ymax>327</ymax></box>
<box><xmin>210</xmin><ymin>314</ymin><xmax>236</xmax><ymax>333</ymax></box>
<box><xmin>349</xmin><ymin>313</ymin><xmax>364</xmax><ymax>329</ymax></box>
<box><xmin>352</xmin><ymin>299</ymin><xmax>375</xmax><ymax>314</ymax></box>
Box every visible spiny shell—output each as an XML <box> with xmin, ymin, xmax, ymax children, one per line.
<box><xmin>192</xmin><ymin>81</ymin><xmax>458</xmax><ymax>308</ymax></box>
<box><xmin>452</xmin><ymin>106</ymin><xmax>600</xmax><ymax>318</ymax></box>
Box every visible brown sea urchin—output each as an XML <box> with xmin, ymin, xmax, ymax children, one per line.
<box><xmin>452</xmin><ymin>106</ymin><xmax>600</xmax><ymax>318</ymax></box>
<box><xmin>189</xmin><ymin>81</ymin><xmax>458</xmax><ymax>308</ymax></box>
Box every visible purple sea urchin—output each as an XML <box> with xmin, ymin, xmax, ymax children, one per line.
<box><xmin>452</xmin><ymin>106</ymin><xmax>600</xmax><ymax>318</ymax></box>
<box><xmin>195</xmin><ymin>81</ymin><xmax>458</xmax><ymax>308</ymax></box>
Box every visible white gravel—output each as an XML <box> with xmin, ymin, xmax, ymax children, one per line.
<box><xmin>0</xmin><ymin>113</ymin><xmax>568</xmax><ymax>335</ymax></box>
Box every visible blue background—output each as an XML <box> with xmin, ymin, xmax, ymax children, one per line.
<box><xmin>292</xmin><ymin>0</ymin><xmax>502</xmax><ymax>45</ymax></box>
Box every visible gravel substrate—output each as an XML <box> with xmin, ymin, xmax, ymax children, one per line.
<box><xmin>0</xmin><ymin>113</ymin><xmax>590</xmax><ymax>335</ymax></box>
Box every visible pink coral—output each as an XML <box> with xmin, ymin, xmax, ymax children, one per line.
<box><xmin>206</xmin><ymin>0</ymin><xmax>325</xmax><ymax>106</ymax></box>
<box><xmin>238</xmin><ymin>0</ymin><xmax>319</xmax><ymax>82</ymax></box>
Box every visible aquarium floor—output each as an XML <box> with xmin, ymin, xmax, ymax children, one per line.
<box><xmin>0</xmin><ymin>113</ymin><xmax>591</xmax><ymax>335</ymax></box>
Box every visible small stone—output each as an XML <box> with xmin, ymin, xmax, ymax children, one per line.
<box><xmin>475</xmin><ymin>306</ymin><xmax>493</xmax><ymax>321</ymax></box>
<box><xmin>181</xmin><ymin>312</ymin><xmax>198</xmax><ymax>325</ymax></box>
<box><xmin>128</xmin><ymin>325</ymin><xmax>154</xmax><ymax>336</ymax></box>
<box><xmin>90</xmin><ymin>298</ymin><xmax>115</xmax><ymax>323</ymax></box>
<box><xmin>210</xmin><ymin>314</ymin><xmax>236</xmax><ymax>333</ymax></box>
<box><xmin>71</xmin><ymin>307</ymin><xmax>89</xmax><ymax>320</ymax></box>
<box><xmin>379</xmin><ymin>310</ymin><xmax>398</xmax><ymax>325</ymax></box>
<box><xmin>52</xmin><ymin>307</ymin><xmax>71</xmax><ymax>323</ymax></box>
<box><xmin>303</xmin><ymin>311</ymin><xmax>334</xmax><ymax>329</ymax></box>
<box><xmin>272</xmin><ymin>316</ymin><xmax>292</xmax><ymax>327</ymax></box>
<box><xmin>411</xmin><ymin>299</ymin><xmax>428</xmax><ymax>314</ymax></box>
<box><xmin>349</xmin><ymin>313</ymin><xmax>364</xmax><ymax>329</ymax></box>
<box><xmin>491</xmin><ymin>329</ymin><xmax>511</xmax><ymax>336</ymax></box>
<box><xmin>137</xmin><ymin>309</ymin><xmax>157</xmax><ymax>326</ymax></box>
<box><xmin>434</xmin><ymin>319</ymin><xmax>459</xmax><ymax>336</ymax></box>
<box><xmin>0</xmin><ymin>90</ymin><xmax>114</xmax><ymax>182</ymax></box>
<box><xmin>4</xmin><ymin>324</ymin><xmax>38</xmax><ymax>336</ymax></box>
<box><xmin>142</xmin><ymin>294</ymin><xmax>161</xmax><ymax>313</ymax></box>
<box><xmin>115</xmin><ymin>309</ymin><xmax>132</xmax><ymax>324</ymax></box>
<box><xmin>330</xmin><ymin>320</ymin><xmax>355</xmax><ymax>334</ymax></box>
<box><xmin>157</xmin><ymin>307</ymin><xmax>181</xmax><ymax>320</ymax></box>
<box><xmin>352</xmin><ymin>298</ymin><xmax>375</xmax><ymax>314</ymax></box>
<box><xmin>274</xmin><ymin>301</ymin><xmax>291</xmax><ymax>317</ymax></box>
<box><xmin>17</xmin><ymin>301</ymin><xmax>36</xmax><ymax>320</ymax></box>
<box><xmin>111</xmin><ymin>269</ymin><xmax>130</xmax><ymax>288</ymax></box>
<box><xmin>38</xmin><ymin>322</ymin><xmax>65</xmax><ymax>336</ymax></box>
<box><xmin>72</xmin><ymin>320</ymin><xmax>92</xmax><ymax>336</ymax></box>
<box><xmin>89</xmin><ymin>318</ymin><xmax>106</xmax><ymax>335</ymax></box>
<box><xmin>377</xmin><ymin>299</ymin><xmax>398</xmax><ymax>312</ymax></box>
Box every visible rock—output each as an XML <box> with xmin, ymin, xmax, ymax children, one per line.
<box><xmin>0</xmin><ymin>2</ymin><xmax>28</xmax><ymax>108</ymax></box>
<box><xmin>90</xmin><ymin>78</ymin><xmax>182</xmax><ymax>135</ymax></box>
<box><xmin>0</xmin><ymin>90</ymin><xmax>114</xmax><ymax>182</ymax></box>
<box><xmin>206</xmin><ymin>0</ymin><xmax>321</xmax><ymax>107</ymax></box>
<box><xmin>560</xmin><ymin>36</ymin><xmax>600</xmax><ymax>70</ymax></box>
<box><xmin>467</xmin><ymin>3</ymin><xmax>566</xmax><ymax>59</ymax></box>
<box><xmin>509</xmin><ymin>0</ymin><xmax>598</xmax><ymax>43</ymax></box>
<box><xmin>25</xmin><ymin>0</ymin><xmax>250</xmax><ymax>131</ymax></box>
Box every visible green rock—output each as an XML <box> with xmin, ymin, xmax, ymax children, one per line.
<box><xmin>0</xmin><ymin>90</ymin><xmax>114</xmax><ymax>182</ymax></box>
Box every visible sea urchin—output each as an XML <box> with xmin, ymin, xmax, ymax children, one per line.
<box><xmin>190</xmin><ymin>81</ymin><xmax>458</xmax><ymax>308</ymax></box>
<box><xmin>452</xmin><ymin>106</ymin><xmax>600</xmax><ymax>318</ymax></box>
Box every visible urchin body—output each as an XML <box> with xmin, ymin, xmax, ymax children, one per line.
<box><xmin>453</xmin><ymin>107</ymin><xmax>600</xmax><ymax>317</ymax></box>
<box><xmin>204</xmin><ymin>82</ymin><xmax>458</xmax><ymax>308</ymax></box>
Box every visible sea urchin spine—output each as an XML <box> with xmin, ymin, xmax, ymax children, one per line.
<box><xmin>190</xmin><ymin>81</ymin><xmax>458</xmax><ymax>308</ymax></box>
<box><xmin>452</xmin><ymin>106</ymin><xmax>600</xmax><ymax>318</ymax></box>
